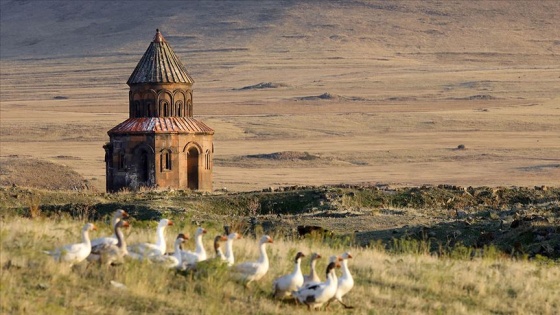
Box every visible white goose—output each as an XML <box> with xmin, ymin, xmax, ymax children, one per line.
<box><xmin>224</xmin><ymin>232</ymin><xmax>241</xmax><ymax>266</ymax></box>
<box><xmin>45</xmin><ymin>223</ymin><xmax>97</xmax><ymax>265</ymax></box>
<box><xmin>328</xmin><ymin>251</ymin><xmax>354</xmax><ymax>309</ymax></box>
<box><xmin>231</xmin><ymin>235</ymin><xmax>273</xmax><ymax>285</ymax></box>
<box><xmin>302</xmin><ymin>252</ymin><xmax>322</xmax><ymax>287</ymax></box>
<box><xmin>127</xmin><ymin>218</ymin><xmax>173</xmax><ymax>259</ymax></box>
<box><xmin>300</xmin><ymin>255</ymin><xmax>338</xmax><ymax>289</ymax></box>
<box><xmin>180</xmin><ymin>234</ymin><xmax>229</xmax><ymax>272</ymax></box>
<box><xmin>294</xmin><ymin>261</ymin><xmax>339</xmax><ymax>310</ymax></box>
<box><xmin>272</xmin><ymin>252</ymin><xmax>305</xmax><ymax>299</ymax></box>
<box><xmin>90</xmin><ymin>209</ymin><xmax>129</xmax><ymax>251</ymax></box>
<box><xmin>181</xmin><ymin>227</ymin><xmax>207</xmax><ymax>265</ymax></box>
<box><xmin>87</xmin><ymin>220</ymin><xmax>130</xmax><ymax>265</ymax></box>
<box><xmin>150</xmin><ymin>233</ymin><xmax>187</xmax><ymax>269</ymax></box>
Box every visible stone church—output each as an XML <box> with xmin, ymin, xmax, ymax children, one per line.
<box><xmin>104</xmin><ymin>30</ymin><xmax>214</xmax><ymax>192</ymax></box>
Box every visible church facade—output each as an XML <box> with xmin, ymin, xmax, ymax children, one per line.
<box><xmin>104</xmin><ymin>30</ymin><xmax>214</xmax><ymax>192</ymax></box>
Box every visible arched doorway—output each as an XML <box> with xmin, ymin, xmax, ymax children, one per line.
<box><xmin>187</xmin><ymin>147</ymin><xmax>199</xmax><ymax>190</ymax></box>
<box><xmin>137</xmin><ymin>149</ymin><xmax>149</xmax><ymax>186</ymax></box>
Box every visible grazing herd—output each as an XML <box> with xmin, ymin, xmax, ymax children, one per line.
<box><xmin>44</xmin><ymin>209</ymin><xmax>355</xmax><ymax>310</ymax></box>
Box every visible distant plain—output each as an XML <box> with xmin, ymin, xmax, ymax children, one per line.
<box><xmin>1</xmin><ymin>0</ymin><xmax>559</xmax><ymax>192</ymax></box>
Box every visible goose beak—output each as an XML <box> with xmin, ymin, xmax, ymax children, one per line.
<box><xmin>236</xmin><ymin>234</ymin><xmax>242</xmax><ymax>239</ymax></box>
<box><xmin>268</xmin><ymin>237</ymin><xmax>274</xmax><ymax>243</ymax></box>
<box><xmin>336</xmin><ymin>262</ymin><xmax>341</xmax><ymax>268</ymax></box>
<box><xmin>122</xmin><ymin>211</ymin><xmax>129</xmax><ymax>218</ymax></box>
<box><xmin>316</xmin><ymin>254</ymin><xmax>322</xmax><ymax>259</ymax></box>
<box><xmin>92</xmin><ymin>224</ymin><xmax>98</xmax><ymax>231</ymax></box>
<box><xmin>202</xmin><ymin>229</ymin><xmax>207</xmax><ymax>234</ymax></box>
<box><xmin>337</xmin><ymin>256</ymin><xmax>343</xmax><ymax>262</ymax></box>
<box><xmin>122</xmin><ymin>221</ymin><xmax>130</xmax><ymax>228</ymax></box>
<box><xmin>167</xmin><ymin>221</ymin><xmax>174</xmax><ymax>226</ymax></box>
<box><xmin>347</xmin><ymin>254</ymin><xmax>353</xmax><ymax>259</ymax></box>
<box><xmin>220</xmin><ymin>235</ymin><xmax>228</xmax><ymax>241</ymax></box>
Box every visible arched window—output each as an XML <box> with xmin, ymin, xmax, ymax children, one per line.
<box><xmin>160</xmin><ymin>100</ymin><xmax>170</xmax><ymax>117</ymax></box>
<box><xmin>133</xmin><ymin>101</ymin><xmax>141</xmax><ymax>117</ymax></box>
<box><xmin>176</xmin><ymin>100</ymin><xmax>183</xmax><ymax>117</ymax></box>
<box><xmin>144</xmin><ymin>101</ymin><xmax>151</xmax><ymax>117</ymax></box>
<box><xmin>160</xmin><ymin>149</ymin><xmax>172</xmax><ymax>172</ymax></box>
<box><xmin>205</xmin><ymin>149</ymin><xmax>211</xmax><ymax>170</ymax></box>
<box><xmin>187</xmin><ymin>100</ymin><xmax>193</xmax><ymax>117</ymax></box>
<box><xmin>117</xmin><ymin>152</ymin><xmax>125</xmax><ymax>171</ymax></box>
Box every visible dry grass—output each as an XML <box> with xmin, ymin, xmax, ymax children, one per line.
<box><xmin>1</xmin><ymin>216</ymin><xmax>559</xmax><ymax>314</ymax></box>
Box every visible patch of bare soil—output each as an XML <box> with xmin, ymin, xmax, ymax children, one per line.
<box><xmin>216</xmin><ymin>151</ymin><xmax>351</xmax><ymax>168</ymax></box>
<box><xmin>0</xmin><ymin>156</ymin><xmax>90</xmax><ymax>191</ymax></box>
<box><xmin>246</xmin><ymin>151</ymin><xmax>319</xmax><ymax>160</ymax></box>
<box><xmin>235</xmin><ymin>82</ymin><xmax>288</xmax><ymax>90</ymax></box>
<box><xmin>295</xmin><ymin>93</ymin><xmax>369</xmax><ymax>101</ymax></box>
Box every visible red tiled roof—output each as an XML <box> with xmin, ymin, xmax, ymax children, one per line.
<box><xmin>108</xmin><ymin>117</ymin><xmax>214</xmax><ymax>135</ymax></box>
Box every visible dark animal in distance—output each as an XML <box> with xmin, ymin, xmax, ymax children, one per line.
<box><xmin>297</xmin><ymin>225</ymin><xmax>332</xmax><ymax>239</ymax></box>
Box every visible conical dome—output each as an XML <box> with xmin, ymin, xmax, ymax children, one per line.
<box><xmin>127</xmin><ymin>29</ymin><xmax>194</xmax><ymax>85</ymax></box>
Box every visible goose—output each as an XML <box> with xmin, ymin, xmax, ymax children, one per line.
<box><xmin>272</xmin><ymin>252</ymin><xmax>305</xmax><ymax>299</ymax></box>
<box><xmin>327</xmin><ymin>251</ymin><xmax>354</xmax><ymax>309</ymax></box>
<box><xmin>127</xmin><ymin>219</ymin><xmax>173</xmax><ymax>259</ymax></box>
<box><xmin>90</xmin><ymin>209</ymin><xmax>129</xmax><ymax>251</ymax></box>
<box><xmin>293</xmin><ymin>261</ymin><xmax>339</xmax><ymax>310</ymax></box>
<box><xmin>150</xmin><ymin>233</ymin><xmax>187</xmax><ymax>269</ymax></box>
<box><xmin>180</xmin><ymin>227</ymin><xmax>207</xmax><ymax>265</ymax></box>
<box><xmin>87</xmin><ymin>220</ymin><xmax>130</xmax><ymax>265</ymax></box>
<box><xmin>302</xmin><ymin>252</ymin><xmax>322</xmax><ymax>287</ymax></box>
<box><xmin>300</xmin><ymin>254</ymin><xmax>338</xmax><ymax>289</ymax></box>
<box><xmin>224</xmin><ymin>232</ymin><xmax>242</xmax><ymax>266</ymax></box>
<box><xmin>231</xmin><ymin>235</ymin><xmax>273</xmax><ymax>286</ymax></box>
<box><xmin>45</xmin><ymin>223</ymin><xmax>97</xmax><ymax>265</ymax></box>
<box><xmin>179</xmin><ymin>235</ymin><xmax>229</xmax><ymax>273</ymax></box>
<box><xmin>214</xmin><ymin>235</ymin><xmax>228</xmax><ymax>261</ymax></box>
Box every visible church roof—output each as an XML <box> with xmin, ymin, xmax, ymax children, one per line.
<box><xmin>127</xmin><ymin>29</ymin><xmax>194</xmax><ymax>85</ymax></box>
<box><xmin>108</xmin><ymin>117</ymin><xmax>214</xmax><ymax>135</ymax></box>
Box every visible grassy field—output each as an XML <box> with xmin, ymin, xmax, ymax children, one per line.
<box><xmin>1</xmin><ymin>1</ymin><xmax>559</xmax><ymax>313</ymax></box>
<box><xmin>1</xmin><ymin>185</ymin><xmax>559</xmax><ymax>314</ymax></box>
<box><xmin>1</xmin><ymin>215</ymin><xmax>559</xmax><ymax>315</ymax></box>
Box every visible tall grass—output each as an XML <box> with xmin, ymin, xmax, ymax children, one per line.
<box><xmin>1</xmin><ymin>216</ymin><xmax>559</xmax><ymax>314</ymax></box>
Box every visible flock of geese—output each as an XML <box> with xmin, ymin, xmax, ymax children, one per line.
<box><xmin>44</xmin><ymin>209</ymin><xmax>355</xmax><ymax>310</ymax></box>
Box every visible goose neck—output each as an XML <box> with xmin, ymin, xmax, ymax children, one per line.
<box><xmin>173</xmin><ymin>240</ymin><xmax>183</xmax><ymax>263</ymax></box>
<box><xmin>82</xmin><ymin>229</ymin><xmax>91</xmax><ymax>247</ymax></box>
<box><xmin>310</xmin><ymin>258</ymin><xmax>317</xmax><ymax>270</ymax></box>
<box><xmin>115</xmin><ymin>226</ymin><xmax>126</xmax><ymax>249</ymax></box>
<box><xmin>195</xmin><ymin>234</ymin><xmax>204</xmax><ymax>252</ymax></box>
<box><xmin>111</xmin><ymin>217</ymin><xmax>119</xmax><ymax>237</ymax></box>
<box><xmin>327</xmin><ymin>270</ymin><xmax>337</xmax><ymax>286</ymax></box>
<box><xmin>258</xmin><ymin>242</ymin><xmax>269</xmax><ymax>264</ymax></box>
<box><xmin>341</xmin><ymin>259</ymin><xmax>351</xmax><ymax>276</ymax></box>
<box><xmin>155</xmin><ymin>226</ymin><xmax>166</xmax><ymax>253</ymax></box>
<box><xmin>225</xmin><ymin>239</ymin><xmax>233</xmax><ymax>256</ymax></box>
<box><xmin>293</xmin><ymin>258</ymin><xmax>302</xmax><ymax>275</ymax></box>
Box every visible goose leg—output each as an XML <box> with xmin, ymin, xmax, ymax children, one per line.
<box><xmin>337</xmin><ymin>299</ymin><xmax>354</xmax><ymax>309</ymax></box>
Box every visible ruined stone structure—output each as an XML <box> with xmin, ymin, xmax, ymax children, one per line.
<box><xmin>105</xmin><ymin>30</ymin><xmax>214</xmax><ymax>192</ymax></box>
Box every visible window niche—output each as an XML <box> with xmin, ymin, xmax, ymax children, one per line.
<box><xmin>160</xmin><ymin>149</ymin><xmax>172</xmax><ymax>172</ymax></box>
<box><xmin>116</xmin><ymin>152</ymin><xmax>126</xmax><ymax>171</ymax></box>
<box><xmin>160</xmin><ymin>100</ymin><xmax>170</xmax><ymax>117</ymax></box>
<box><xmin>205</xmin><ymin>149</ymin><xmax>211</xmax><ymax>170</ymax></box>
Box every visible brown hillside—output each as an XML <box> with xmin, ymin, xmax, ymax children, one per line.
<box><xmin>0</xmin><ymin>0</ymin><xmax>559</xmax><ymax>192</ymax></box>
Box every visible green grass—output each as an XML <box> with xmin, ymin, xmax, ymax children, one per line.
<box><xmin>1</xmin><ymin>216</ymin><xmax>559</xmax><ymax>315</ymax></box>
